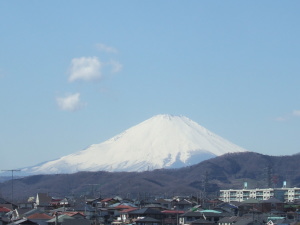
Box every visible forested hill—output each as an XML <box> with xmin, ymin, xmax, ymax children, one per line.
<box><xmin>1</xmin><ymin>152</ymin><xmax>300</xmax><ymax>201</ymax></box>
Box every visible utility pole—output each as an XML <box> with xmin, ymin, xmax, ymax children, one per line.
<box><xmin>202</xmin><ymin>170</ymin><xmax>208</xmax><ymax>208</ymax></box>
<box><xmin>1</xmin><ymin>169</ymin><xmax>21</xmax><ymax>203</ymax></box>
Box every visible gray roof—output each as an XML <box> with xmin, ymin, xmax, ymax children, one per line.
<box><xmin>0</xmin><ymin>198</ymin><xmax>10</xmax><ymax>204</ymax></box>
<box><xmin>36</xmin><ymin>193</ymin><xmax>52</xmax><ymax>205</ymax></box>
<box><xmin>260</xmin><ymin>197</ymin><xmax>283</xmax><ymax>204</ymax></box>
<box><xmin>72</xmin><ymin>203</ymin><xmax>95</xmax><ymax>212</ymax></box>
<box><xmin>8</xmin><ymin>218</ymin><xmax>38</xmax><ymax>224</ymax></box>
<box><xmin>129</xmin><ymin>208</ymin><xmax>162</xmax><ymax>215</ymax></box>
<box><xmin>156</xmin><ymin>199</ymin><xmax>172</xmax><ymax>204</ymax></box>
<box><xmin>181</xmin><ymin>211</ymin><xmax>203</xmax><ymax>217</ymax></box>
<box><xmin>233</xmin><ymin>217</ymin><xmax>254</xmax><ymax>225</ymax></box>
<box><xmin>47</xmin><ymin>214</ymin><xmax>74</xmax><ymax>223</ymax></box>
<box><xmin>241</xmin><ymin>198</ymin><xmax>260</xmax><ymax>204</ymax></box>
<box><xmin>136</xmin><ymin>217</ymin><xmax>160</xmax><ymax>222</ymax></box>
<box><xmin>218</xmin><ymin>216</ymin><xmax>241</xmax><ymax>223</ymax></box>
<box><xmin>144</xmin><ymin>203</ymin><xmax>166</xmax><ymax>209</ymax></box>
<box><xmin>177</xmin><ymin>199</ymin><xmax>192</xmax><ymax>205</ymax></box>
<box><xmin>61</xmin><ymin>219</ymin><xmax>91</xmax><ymax>225</ymax></box>
<box><xmin>15</xmin><ymin>208</ymin><xmax>33</xmax><ymax>217</ymax></box>
<box><xmin>188</xmin><ymin>218</ymin><xmax>214</xmax><ymax>224</ymax></box>
<box><xmin>23</xmin><ymin>208</ymin><xmax>44</xmax><ymax>217</ymax></box>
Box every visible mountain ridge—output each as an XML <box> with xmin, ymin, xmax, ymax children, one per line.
<box><xmin>1</xmin><ymin>152</ymin><xmax>300</xmax><ymax>201</ymax></box>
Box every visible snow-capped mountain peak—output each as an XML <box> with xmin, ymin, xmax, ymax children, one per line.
<box><xmin>23</xmin><ymin>114</ymin><xmax>247</xmax><ymax>174</ymax></box>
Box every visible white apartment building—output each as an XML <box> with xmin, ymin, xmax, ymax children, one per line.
<box><xmin>219</xmin><ymin>186</ymin><xmax>300</xmax><ymax>203</ymax></box>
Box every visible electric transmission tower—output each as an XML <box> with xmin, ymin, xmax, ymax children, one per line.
<box><xmin>1</xmin><ymin>169</ymin><xmax>21</xmax><ymax>203</ymax></box>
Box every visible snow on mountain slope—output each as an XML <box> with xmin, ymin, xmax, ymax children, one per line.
<box><xmin>23</xmin><ymin>114</ymin><xmax>247</xmax><ymax>174</ymax></box>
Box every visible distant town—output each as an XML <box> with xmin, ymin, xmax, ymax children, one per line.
<box><xmin>1</xmin><ymin>152</ymin><xmax>300</xmax><ymax>225</ymax></box>
<box><xmin>1</xmin><ymin>183</ymin><xmax>300</xmax><ymax>225</ymax></box>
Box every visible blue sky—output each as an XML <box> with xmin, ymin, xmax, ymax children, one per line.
<box><xmin>1</xmin><ymin>1</ymin><xmax>300</xmax><ymax>170</ymax></box>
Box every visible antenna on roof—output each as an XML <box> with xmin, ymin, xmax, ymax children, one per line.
<box><xmin>1</xmin><ymin>169</ymin><xmax>21</xmax><ymax>203</ymax></box>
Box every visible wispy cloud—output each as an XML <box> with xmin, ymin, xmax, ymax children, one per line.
<box><xmin>275</xmin><ymin>109</ymin><xmax>300</xmax><ymax>122</ymax></box>
<box><xmin>109</xmin><ymin>60</ymin><xmax>123</xmax><ymax>73</ymax></box>
<box><xmin>292</xmin><ymin>110</ymin><xmax>300</xmax><ymax>117</ymax></box>
<box><xmin>69</xmin><ymin>57</ymin><xmax>102</xmax><ymax>82</ymax></box>
<box><xmin>275</xmin><ymin>116</ymin><xmax>287</xmax><ymax>122</ymax></box>
<box><xmin>96</xmin><ymin>43</ymin><xmax>118</xmax><ymax>54</ymax></box>
<box><xmin>56</xmin><ymin>93</ymin><xmax>85</xmax><ymax>111</ymax></box>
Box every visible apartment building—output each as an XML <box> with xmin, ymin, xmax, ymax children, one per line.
<box><xmin>219</xmin><ymin>183</ymin><xmax>300</xmax><ymax>203</ymax></box>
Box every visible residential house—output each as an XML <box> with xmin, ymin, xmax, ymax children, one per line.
<box><xmin>11</xmin><ymin>209</ymin><xmax>34</xmax><ymax>221</ymax></box>
<box><xmin>50</xmin><ymin>198</ymin><xmax>69</xmax><ymax>209</ymax></box>
<box><xmin>180</xmin><ymin>210</ymin><xmax>227</xmax><ymax>224</ymax></box>
<box><xmin>99</xmin><ymin>198</ymin><xmax>119</xmax><ymax>208</ymax></box>
<box><xmin>72</xmin><ymin>202</ymin><xmax>96</xmax><ymax>220</ymax></box>
<box><xmin>156</xmin><ymin>199</ymin><xmax>173</xmax><ymax>209</ymax></box>
<box><xmin>215</xmin><ymin>203</ymin><xmax>239</xmax><ymax>216</ymax></box>
<box><xmin>237</xmin><ymin>199</ymin><xmax>261</xmax><ymax>216</ymax></box>
<box><xmin>35</xmin><ymin>194</ymin><xmax>52</xmax><ymax>209</ymax></box>
<box><xmin>46</xmin><ymin>213</ymin><xmax>91</xmax><ymax>225</ymax></box>
<box><xmin>119</xmin><ymin>207</ymin><xmax>138</xmax><ymax>224</ymax></box>
<box><xmin>144</xmin><ymin>204</ymin><xmax>167</xmax><ymax>211</ymax></box>
<box><xmin>179</xmin><ymin>211</ymin><xmax>204</xmax><ymax>225</ymax></box>
<box><xmin>7</xmin><ymin>218</ymin><xmax>38</xmax><ymax>224</ymax></box>
<box><xmin>161</xmin><ymin>210</ymin><xmax>184</xmax><ymax>225</ymax></box>
<box><xmin>26</xmin><ymin>213</ymin><xmax>53</xmax><ymax>225</ymax></box>
<box><xmin>85</xmin><ymin>197</ymin><xmax>102</xmax><ymax>208</ymax></box>
<box><xmin>218</xmin><ymin>216</ymin><xmax>242</xmax><ymax>225</ymax></box>
<box><xmin>174</xmin><ymin>199</ymin><xmax>194</xmax><ymax>211</ymax></box>
<box><xmin>0</xmin><ymin>199</ymin><xmax>12</xmax><ymax>206</ymax></box>
<box><xmin>0</xmin><ymin>207</ymin><xmax>11</xmax><ymax>217</ymax></box>
<box><xmin>0</xmin><ymin>217</ymin><xmax>9</xmax><ymax>225</ymax></box>
<box><xmin>200</xmin><ymin>210</ymin><xmax>229</xmax><ymax>222</ymax></box>
<box><xmin>187</xmin><ymin>218</ymin><xmax>214</xmax><ymax>225</ymax></box>
<box><xmin>206</xmin><ymin>199</ymin><xmax>224</xmax><ymax>209</ymax></box>
<box><xmin>22</xmin><ymin>208</ymin><xmax>45</xmax><ymax>218</ymax></box>
<box><xmin>0</xmin><ymin>205</ymin><xmax>16</xmax><ymax>212</ymax></box>
<box><xmin>46</xmin><ymin>214</ymin><xmax>75</xmax><ymax>225</ymax></box>
<box><xmin>230</xmin><ymin>217</ymin><xmax>254</xmax><ymax>225</ymax></box>
<box><xmin>58</xmin><ymin>220</ymin><xmax>91</xmax><ymax>225</ymax></box>
<box><xmin>111</xmin><ymin>204</ymin><xmax>137</xmax><ymax>219</ymax></box>
<box><xmin>129</xmin><ymin>208</ymin><xmax>164</xmax><ymax>221</ymax></box>
<box><xmin>60</xmin><ymin>212</ymin><xmax>85</xmax><ymax>219</ymax></box>
<box><xmin>259</xmin><ymin>197</ymin><xmax>284</xmax><ymax>213</ymax></box>
<box><xmin>17</xmin><ymin>203</ymin><xmax>33</xmax><ymax>210</ymax></box>
<box><xmin>135</xmin><ymin>217</ymin><xmax>162</xmax><ymax>225</ymax></box>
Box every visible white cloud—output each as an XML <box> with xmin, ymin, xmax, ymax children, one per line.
<box><xmin>292</xmin><ymin>110</ymin><xmax>300</xmax><ymax>117</ymax></box>
<box><xmin>109</xmin><ymin>60</ymin><xmax>123</xmax><ymax>73</ymax></box>
<box><xmin>56</xmin><ymin>93</ymin><xmax>84</xmax><ymax>111</ymax></box>
<box><xmin>69</xmin><ymin>57</ymin><xmax>102</xmax><ymax>82</ymax></box>
<box><xmin>275</xmin><ymin>109</ymin><xmax>300</xmax><ymax>122</ymax></box>
<box><xmin>275</xmin><ymin>116</ymin><xmax>288</xmax><ymax>122</ymax></box>
<box><xmin>96</xmin><ymin>43</ymin><xmax>118</xmax><ymax>54</ymax></box>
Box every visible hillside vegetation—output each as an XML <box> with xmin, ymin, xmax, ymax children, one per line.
<box><xmin>1</xmin><ymin>152</ymin><xmax>300</xmax><ymax>201</ymax></box>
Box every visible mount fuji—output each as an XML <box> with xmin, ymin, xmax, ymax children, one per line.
<box><xmin>22</xmin><ymin>114</ymin><xmax>247</xmax><ymax>174</ymax></box>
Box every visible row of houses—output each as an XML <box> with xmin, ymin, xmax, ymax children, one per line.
<box><xmin>1</xmin><ymin>190</ymin><xmax>300</xmax><ymax>225</ymax></box>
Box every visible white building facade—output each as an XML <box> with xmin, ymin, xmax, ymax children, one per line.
<box><xmin>219</xmin><ymin>187</ymin><xmax>300</xmax><ymax>202</ymax></box>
